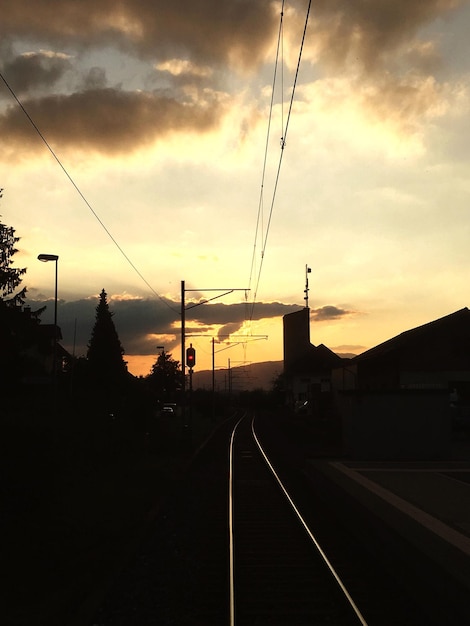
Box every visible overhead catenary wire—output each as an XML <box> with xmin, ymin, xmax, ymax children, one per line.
<box><xmin>0</xmin><ymin>71</ymin><xmax>179</xmax><ymax>316</ymax></box>
<box><xmin>247</xmin><ymin>0</ymin><xmax>312</xmax><ymax>324</ymax></box>
<box><xmin>247</xmin><ymin>0</ymin><xmax>285</xmax><ymax>297</ymax></box>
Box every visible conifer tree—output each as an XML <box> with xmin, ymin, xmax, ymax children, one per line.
<box><xmin>87</xmin><ymin>289</ymin><xmax>127</xmax><ymax>384</ymax></box>
<box><xmin>0</xmin><ymin>191</ymin><xmax>45</xmax><ymax>387</ymax></box>
<box><xmin>0</xmin><ymin>190</ymin><xmax>27</xmax><ymax>306</ymax></box>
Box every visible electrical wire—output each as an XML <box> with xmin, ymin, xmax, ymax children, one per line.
<box><xmin>247</xmin><ymin>0</ymin><xmax>285</xmax><ymax>298</ymax></box>
<box><xmin>0</xmin><ymin>71</ymin><xmax>180</xmax><ymax>316</ymax></box>
<box><xmin>1</xmin><ymin>1</ymin><xmax>311</xmax><ymax>336</ymax></box>
<box><xmin>247</xmin><ymin>0</ymin><xmax>311</xmax><ymax>324</ymax></box>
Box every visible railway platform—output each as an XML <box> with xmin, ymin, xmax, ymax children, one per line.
<box><xmin>305</xmin><ymin>439</ymin><xmax>470</xmax><ymax>598</ymax></box>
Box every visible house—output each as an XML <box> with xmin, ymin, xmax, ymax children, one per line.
<box><xmin>22</xmin><ymin>323</ymin><xmax>68</xmax><ymax>382</ymax></box>
<box><xmin>333</xmin><ymin>307</ymin><xmax>470</xmax><ymax>393</ymax></box>
<box><xmin>1</xmin><ymin>303</ymin><xmax>74</xmax><ymax>406</ymax></box>
<box><xmin>332</xmin><ymin>308</ymin><xmax>470</xmax><ymax>460</ymax></box>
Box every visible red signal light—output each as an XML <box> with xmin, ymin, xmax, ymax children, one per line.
<box><xmin>186</xmin><ymin>346</ymin><xmax>196</xmax><ymax>368</ymax></box>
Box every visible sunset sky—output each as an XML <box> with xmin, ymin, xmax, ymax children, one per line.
<box><xmin>1</xmin><ymin>0</ymin><xmax>470</xmax><ymax>376</ymax></box>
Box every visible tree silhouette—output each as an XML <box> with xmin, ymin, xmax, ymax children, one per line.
<box><xmin>87</xmin><ymin>289</ymin><xmax>128</xmax><ymax>386</ymax></box>
<box><xmin>0</xmin><ymin>196</ymin><xmax>46</xmax><ymax>389</ymax></box>
<box><xmin>147</xmin><ymin>349</ymin><xmax>182</xmax><ymax>399</ymax></box>
<box><xmin>0</xmin><ymin>191</ymin><xmax>27</xmax><ymax>306</ymax></box>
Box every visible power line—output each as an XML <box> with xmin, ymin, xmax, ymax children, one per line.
<box><xmin>0</xmin><ymin>71</ymin><xmax>179</xmax><ymax>316</ymax></box>
<box><xmin>1</xmin><ymin>2</ymin><xmax>311</xmax><ymax>333</ymax></box>
<box><xmin>247</xmin><ymin>0</ymin><xmax>312</xmax><ymax>323</ymax></box>
<box><xmin>247</xmin><ymin>0</ymin><xmax>285</xmax><ymax>299</ymax></box>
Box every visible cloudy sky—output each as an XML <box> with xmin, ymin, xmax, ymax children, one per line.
<box><xmin>1</xmin><ymin>0</ymin><xmax>470</xmax><ymax>376</ymax></box>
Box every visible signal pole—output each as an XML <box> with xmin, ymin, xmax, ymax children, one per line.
<box><xmin>180</xmin><ymin>281</ymin><xmax>250</xmax><ymax>431</ymax></box>
<box><xmin>186</xmin><ymin>343</ymin><xmax>195</xmax><ymax>435</ymax></box>
<box><xmin>181</xmin><ymin>281</ymin><xmax>250</xmax><ymax>382</ymax></box>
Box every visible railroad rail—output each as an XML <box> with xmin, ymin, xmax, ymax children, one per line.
<box><xmin>229</xmin><ymin>414</ymin><xmax>366</xmax><ymax>625</ymax></box>
<box><xmin>91</xmin><ymin>411</ymin><xmax>444</xmax><ymax>625</ymax></box>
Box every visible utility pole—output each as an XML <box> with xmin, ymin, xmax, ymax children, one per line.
<box><xmin>210</xmin><ymin>334</ymin><xmax>267</xmax><ymax>418</ymax></box>
<box><xmin>212</xmin><ymin>336</ymin><xmax>215</xmax><ymax>398</ymax></box>
<box><xmin>180</xmin><ymin>281</ymin><xmax>250</xmax><ymax>431</ymax></box>
<box><xmin>187</xmin><ymin>343</ymin><xmax>195</xmax><ymax>433</ymax></box>
<box><xmin>212</xmin><ymin>335</ymin><xmax>267</xmax><ymax>391</ymax></box>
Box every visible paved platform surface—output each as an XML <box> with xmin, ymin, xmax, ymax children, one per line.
<box><xmin>305</xmin><ymin>439</ymin><xmax>470</xmax><ymax>592</ymax></box>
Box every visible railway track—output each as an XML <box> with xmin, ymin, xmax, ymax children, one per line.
<box><xmin>229</xmin><ymin>415</ymin><xmax>365</xmax><ymax>625</ymax></box>
<box><xmin>91</xmin><ymin>412</ymin><xmax>444</xmax><ymax>625</ymax></box>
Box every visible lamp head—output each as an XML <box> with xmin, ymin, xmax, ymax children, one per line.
<box><xmin>38</xmin><ymin>253</ymin><xmax>59</xmax><ymax>262</ymax></box>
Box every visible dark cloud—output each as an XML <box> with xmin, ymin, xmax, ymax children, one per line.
<box><xmin>0</xmin><ymin>1</ymin><xmax>278</xmax><ymax>156</ymax></box>
<box><xmin>311</xmin><ymin>0</ymin><xmax>461</xmax><ymax>73</ymax></box>
<box><xmin>82</xmin><ymin>67</ymin><xmax>108</xmax><ymax>90</ymax></box>
<box><xmin>7</xmin><ymin>0</ymin><xmax>455</xmax><ymax>77</ymax></box>
<box><xmin>25</xmin><ymin>294</ymin><xmax>303</xmax><ymax>358</ymax></box>
<box><xmin>0</xmin><ymin>86</ymin><xmax>224</xmax><ymax>156</ymax></box>
<box><xmin>0</xmin><ymin>0</ymin><xmax>277</xmax><ymax>69</ymax></box>
<box><xmin>300</xmin><ymin>0</ymin><xmax>463</xmax><ymax>131</ymax></box>
<box><xmin>0</xmin><ymin>1</ymin><xmax>461</xmax><ymax>156</ymax></box>
<box><xmin>311</xmin><ymin>305</ymin><xmax>354</xmax><ymax>321</ymax></box>
<box><xmin>2</xmin><ymin>51</ymin><xmax>72</xmax><ymax>96</ymax></box>
<box><xmin>187</xmin><ymin>300</ymin><xmax>303</xmax><ymax>325</ymax></box>
<box><xmin>217</xmin><ymin>321</ymin><xmax>244</xmax><ymax>340</ymax></box>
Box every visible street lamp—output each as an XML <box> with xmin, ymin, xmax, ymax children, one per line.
<box><xmin>38</xmin><ymin>254</ymin><xmax>59</xmax><ymax>383</ymax></box>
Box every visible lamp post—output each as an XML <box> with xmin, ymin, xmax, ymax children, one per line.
<box><xmin>38</xmin><ymin>254</ymin><xmax>59</xmax><ymax>388</ymax></box>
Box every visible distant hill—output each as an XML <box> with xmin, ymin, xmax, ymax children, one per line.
<box><xmin>192</xmin><ymin>360</ymin><xmax>283</xmax><ymax>392</ymax></box>
<box><xmin>191</xmin><ymin>351</ymin><xmax>356</xmax><ymax>392</ymax></box>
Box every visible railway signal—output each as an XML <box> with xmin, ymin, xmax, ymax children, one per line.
<box><xmin>186</xmin><ymin>345</ymin><xmax>196</xmax><ymax>369</ymax></box>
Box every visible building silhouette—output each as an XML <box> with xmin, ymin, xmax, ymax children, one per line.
<box><xmin>283</xmin><ymin>306</ymin><xmax>470</xmax><ymax>460</ymax></box>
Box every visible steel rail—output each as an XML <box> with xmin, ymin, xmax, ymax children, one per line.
<box><xmin>228</xmin><ymin>414</ymin><xmax>245</xmax><ymax>626</ymax></box>
<box><xmin>251</xmin><ymin>416</ymin><xmax>369</xmax><ymax>626</ymax></box>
